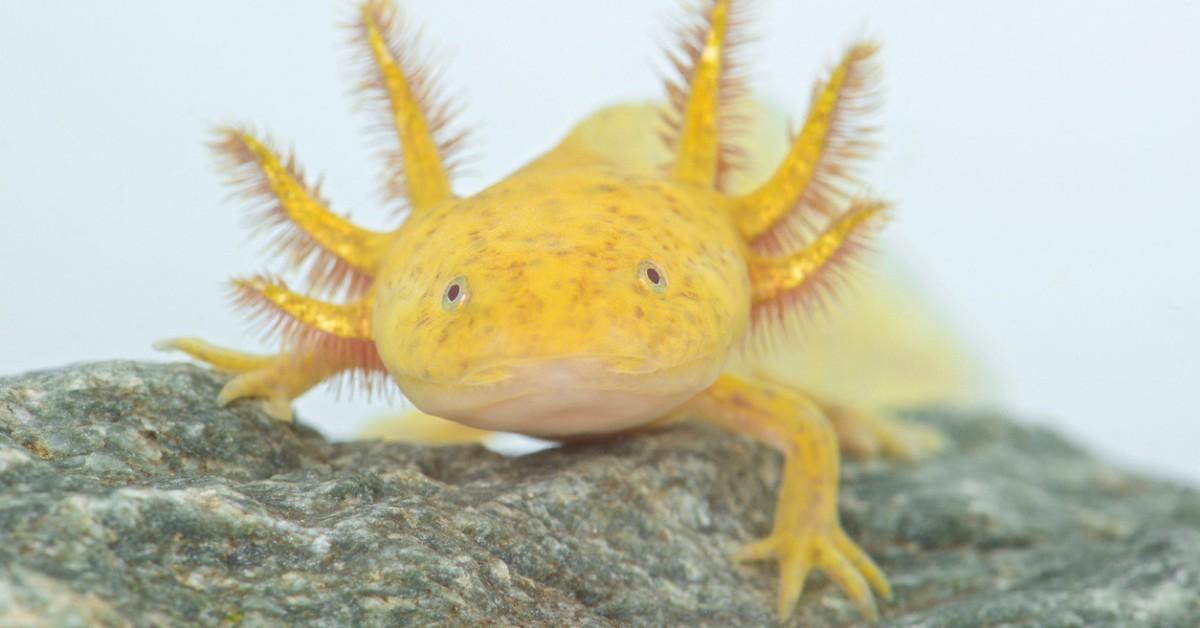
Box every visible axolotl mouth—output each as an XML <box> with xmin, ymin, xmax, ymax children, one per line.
<box><xmin>396</xmin><ymin>354</ymin><xmax>725</xmax><ymax>439</ymax></box>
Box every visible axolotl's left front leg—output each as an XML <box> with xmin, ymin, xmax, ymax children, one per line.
<box><xmin>681</xmin><ymin>373</ymin><xmax>892</xmax><ymax>621</ymax></box>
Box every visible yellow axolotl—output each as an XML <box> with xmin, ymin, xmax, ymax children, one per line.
<box><xmin>159</xmin><ymin>0</ymin><xmax>960</xmax><ymax>621</ymax></box>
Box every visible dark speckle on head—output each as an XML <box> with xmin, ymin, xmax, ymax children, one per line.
<box><xmin>371</xmin><ymin>165</ymin><xmax>751</xmax><ymax>417</ymax></box>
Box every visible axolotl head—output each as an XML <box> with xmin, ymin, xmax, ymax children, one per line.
<box><xmin>372</xmin><ymin>169</ymin><xmax>751</xmax><ymax>438</ymax></box>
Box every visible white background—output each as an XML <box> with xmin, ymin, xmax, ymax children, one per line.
<box><xmin>1</xmin><ymin>2</ymin><xmax>1196</xmax><ymax>481</ymax></box>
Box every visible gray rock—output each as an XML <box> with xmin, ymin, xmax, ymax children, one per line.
<box><xmin>0</xmin><ymin>361</ymin><xmax>1197</xmax><ymax>627</ymax></box>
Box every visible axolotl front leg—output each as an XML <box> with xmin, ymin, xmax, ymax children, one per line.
<box><xmin>156</xmin><ymin>338</ymin><xmax>341</xmax><ymax>422</ymax></box>
<box><xmin>683</xmin><ymin>374</ymin><xmax>892</xmax><ymax>621</ymax></box>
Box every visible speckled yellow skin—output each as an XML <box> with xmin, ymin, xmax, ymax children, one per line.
<box><xmin>373</xmin><ymin>154</ymin><xmax>750</xmax><ymax>434</ymax></box>
<box><xmin>159</xmin><ymin>1</ymin><xmax>957</xmax><ymax>622</ymax></box>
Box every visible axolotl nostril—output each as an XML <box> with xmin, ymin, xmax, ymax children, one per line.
<box><xmin>159</xmin><ymin>0</ymin><xmax>949</xmax><ymax>621</ymax></box>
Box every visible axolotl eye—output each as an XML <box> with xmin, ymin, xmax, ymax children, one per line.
<box><xmin>442</xmin><ymin>276</ymin><xmax>469</xmax><ymax>311</ymax></box>
<box><xmin>638</xmin><ymin>261</ymin><xmax>668</xmax><ymax>294</ymax></box>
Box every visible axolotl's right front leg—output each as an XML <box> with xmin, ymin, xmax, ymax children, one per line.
<box><xmin>157</xmin><ymin>275</ymin><xmax>380</xmax><ymax>422</ymax></box>
<box><xmin>156</xmin><ymin>338</ymin><xmax>341</xmax><ymax>422</ymax></box>
<box><xmin>682</xmin><ymin>373</ymin><xmax>892</xmax><ymax>622</ymax></box>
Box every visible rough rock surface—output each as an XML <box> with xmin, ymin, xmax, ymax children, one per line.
<box><xmin>1</xmin><ymin>361</ymin><xmax>1197</xmax><ymax>627</ymax></box>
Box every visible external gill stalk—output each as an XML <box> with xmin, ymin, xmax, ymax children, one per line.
<box><xmin>661</xmin><ymin>0</ymin><xmax>753</xmax><ymax>192</ymax></box>
<box><xmin>747</xmin><ymin>200</ymin><xmax>888</xmax><ymax>309</ymax></box>
<box><xmin>358</xmin><ymin>0</ymin><xmax>460</xmax><ymax>210</ymax></box>
<box><xmin>734</xmin><ymin>42</ymin><xmax>880</xmax><ymax>250</ymax></box>
<box><xmin>671</xmin><ymin>0</ymin><xmax>733</xmax><ymax>186</ymax></box>
<box><xmin>231</xmin><ymin>276</ymin><xmax>374</xmax><ymax>342</ymax></box>
<box><xmin>215</xmin><ymin>129</ymin><xmax>391</xmax><ymax>296</ymax></box>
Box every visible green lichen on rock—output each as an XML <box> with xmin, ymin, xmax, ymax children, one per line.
<box><xmin>1</xmin><ymin>361</ymin><xmax>1197</xmax><ymax>626</ymax></box>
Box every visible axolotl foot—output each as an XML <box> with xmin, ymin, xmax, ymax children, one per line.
<box><xmin>155</xmin><ymin>338</ymin><xmax>338</xmax><ymax>422</ymax></box>
<box><xmin>734</xmin><ymin>515</ymin><xmax>891</xmax><ymax>621</ymax></box>
<box><xmin>825</xmin><ymin>403</ymin><xmax>945</xmax><ymax>462</ymax></box>
<box><xmin>684</xmin><ymin>374</ymin><xmax>893</xmax><ymax>622</ymax></box>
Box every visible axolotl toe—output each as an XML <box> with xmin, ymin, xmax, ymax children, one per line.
<box><xmin>160</xmin><ymin>0</ymin><xmax>942</xmax><ymax>621</ymax></box>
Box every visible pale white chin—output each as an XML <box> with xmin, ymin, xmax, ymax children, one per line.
<box><xmin>420</xmin><ymin>387</ymin><xmax>696</xmax><ymax>438</ymax></box>
<box><xmin>396</xmin><ymin>357</ymin><xmax>721</xmax><ymax>439</ymax></box>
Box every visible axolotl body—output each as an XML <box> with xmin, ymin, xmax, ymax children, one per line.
<box><xmin>162</xmin><ymin>0</ymin><xmax>945</xmax><ymax>620</ymax></box>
